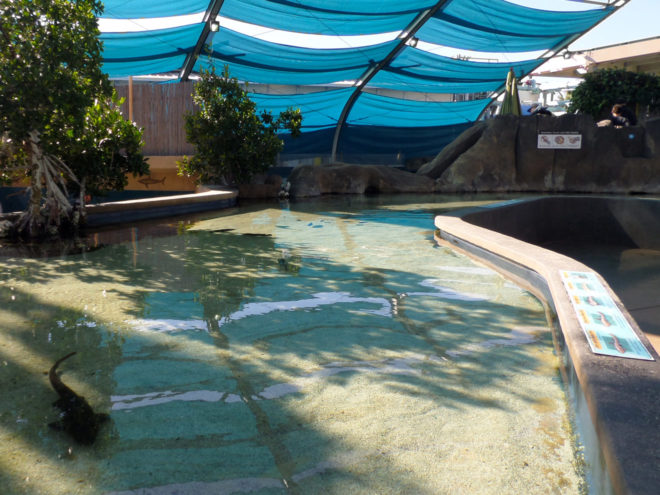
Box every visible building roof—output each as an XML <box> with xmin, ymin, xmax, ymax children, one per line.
<box><xmin>534</xmin><ymin>36</ymin><xmax>660</xmax><ymax>78</ymax></box>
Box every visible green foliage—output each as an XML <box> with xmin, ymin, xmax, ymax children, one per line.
<box><xmin>0</xmin><ymin>0</ymin><xmax>147</xmax><ymax>237</ymax></box>
<box><xmin>568</xmin><ymin>68</ymin><xmax>660</xmax><ymax>119</ymax></box>
<box><xmin>0</xmin><ymin>0</ymin><xmax>108</xmax><ymax>147</ymax></box>
<box><xmin>58</xmin><ymin>94</ymin><xmax>149</xmax><ymax>197</ymax></box>
<box><xmin>179</xmin><ymin>66</ymin><xmax>302</xmax><ymax>185</ymax></box>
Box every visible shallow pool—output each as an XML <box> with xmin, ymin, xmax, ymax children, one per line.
<box><xmin>0</xmin><ymin>195</ymin><xmax>583</xmax><ymax>494</ymax></box>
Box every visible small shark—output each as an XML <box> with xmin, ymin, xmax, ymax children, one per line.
<box><xmin>137</xmin><ymin>176</ymin><xmax>166</xmax><ymax>188</ymax></box>
<box><xmin>48</xmin><ymin>352</ymin><xmax>109</xmax><ymax>445</ymax></box>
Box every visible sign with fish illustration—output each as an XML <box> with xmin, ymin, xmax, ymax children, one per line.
<box><xmin>538</xmin><ymin>132</ymin><xmax>582</xmax><ymax>149</ymax></box>
<box><xmin>137</xmin><ymin>175</ymin><xmax>166</xmax><ymax>188</ymax></box>
<box><xmin>560</xmin><ymin>270</ymin><xmax>653</xmax><ymax>360</ymax></box>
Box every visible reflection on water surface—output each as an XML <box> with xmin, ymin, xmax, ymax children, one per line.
<box><xmin>0</xmin><ymin>195</ymin><xmax>583</xmax><ymax>494</ymax></box>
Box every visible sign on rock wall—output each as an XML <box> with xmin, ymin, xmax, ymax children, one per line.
<box><xmin>538</xmin><ymin>132</ymin><xmax>582</xmax><ymax>149</ymax></box>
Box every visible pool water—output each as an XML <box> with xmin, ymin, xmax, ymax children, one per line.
<box><xmin>0</xmin><ymin>196</ymin><xmax>584</xmax><ymax>494</ymax></box>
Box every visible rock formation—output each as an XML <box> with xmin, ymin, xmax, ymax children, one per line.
<box><xmin>288</xmin><ymin>163</ymin><xmax>435</xmax><ymax>198</ymax></box>
<box><xmin>418</xmin><ymin>114</ymin><xmax>660</xmax><ymax>194</ymax></box>
<box><xmin>247</xmin><ymin>114</ymin><xmax>660</xmax><ymax>200</ymax></box>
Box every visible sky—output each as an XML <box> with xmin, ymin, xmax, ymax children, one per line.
<box><xmin>568</xmin><ymin>0</ymin><xmax>660</xmax><ymax>50</ymax></box>
<box><xmin>527</xmin><ymin>0</ymin><xmax>660</xmax><ymax>89</ymax></box>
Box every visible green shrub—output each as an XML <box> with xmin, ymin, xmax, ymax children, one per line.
<box><xmin>0</xmin><ymin>0</ymin><xmax>146</xmax><ymax>237</ymax></box>
<box><xmin>178</xmin><ymin>66</ymin><xmax>302</xmax><ymax>185</ymax></box>
<box><xmin>568</xmin><ymin>68</ymin><xmax>660</xmax><ymax>120</ymax></box>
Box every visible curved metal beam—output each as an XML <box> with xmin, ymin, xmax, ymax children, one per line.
<box><xmin>179</xmin><ymin>0</ymin><xmax>225</xmax><ymax>81</ymax></box>
<box><xmin>481</xmin><ymin>0</ymin><xmax>631</xmax><ymax>118</ymax></box>
<box><xmin>330</xmin><ymin>1</ymin><xmax>450</xmax><ymax>162</ymax></box>
<box><xmin>330</xmin><ymin>0</ymin><xmax>629</xmax><ymax>161</ymax></box>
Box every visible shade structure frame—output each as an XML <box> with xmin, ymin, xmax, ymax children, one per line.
<box><xmin>180</xmin><ymin>0</ymin><xmax>226</xmax><ymax>81</ymax></box>
<box><xmin>330</xmin><ymin>1</ymin><xmax>450</xmax><ymax>161</ymax></box>
<box><xmin>96</xmin><ymin>0</ymin><xmax>630</xmax><ymax>161</ymax></box>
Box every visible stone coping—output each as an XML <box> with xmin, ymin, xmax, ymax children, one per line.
<box><xmin>434</xmin><ymin>197</ymin><xmax>660</xmax><ymax>495</ymax></box>
<box><xmin>84</xmin><ymin>189</ymin><xmax>238</xmax><ymax>227</ymax></box>
<box><xmin>86</xmin><ymin>189</ymin><xmax>237</xmax><ymax>214</ymax></box>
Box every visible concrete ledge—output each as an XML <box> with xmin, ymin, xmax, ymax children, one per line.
<box><xmin>85</xmin><ymin>189</ymin><xmax>238</xmax><ymax>227</ymax></box>
<box><xmin>435</xmin><ymin>196</ymin><xmax>660</xmax><ymax>495</ymax></box>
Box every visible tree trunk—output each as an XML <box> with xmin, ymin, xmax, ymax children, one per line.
<box><xmin>15</xmin><ymin>131</ymin><xmax>80</xmax><ymax>238</ymax></box>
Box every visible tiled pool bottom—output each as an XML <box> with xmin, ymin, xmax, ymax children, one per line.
<box><xmin>0</xmin><ymin>196</ymin><xmax>583</xmax><ymax>494</ymax></box>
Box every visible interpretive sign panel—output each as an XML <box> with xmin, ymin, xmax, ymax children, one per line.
<box><xmin>538</xmin><ymin>132</ymin><xmax>582</xmax><ymax>149</ymax></box>
<box><xmin>560</xmin><ymin>270</ymin><xmax>653</xmax><ymax>360</ymax></box>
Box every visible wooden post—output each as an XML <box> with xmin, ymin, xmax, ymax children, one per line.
<box><xmin>128</xmin><ymin>76</ymin><xmax>134</xmax><ymax>122</ymax></box>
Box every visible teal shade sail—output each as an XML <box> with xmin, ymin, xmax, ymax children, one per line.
<box><xmin>369</xmin><ymin>47</ymin><xmax>543</xmax><ymax>94</ymax></box>
<box><xmin>348</xmin><ymin>93</ymin><xmax>490</xmax><ymax>127</ymax></box>
<box><xmin>219</xmin><ymin>0</ymin><xmax>434</xmax><ymax>35</ymax></box>
<box><xmin>251</xmin><ymin>88</ymin><xmax>353</xmax><ymax>130</ymax></box>
<box><xmin>194</xmin><ymin>29</ymin><xmax>401</xmax><ymax>85</ymax></box>
<box><xmin>95</xmin><ymin>0</ymin><xmax>620</xmax><ymax>158</ymax></box>
<box><xmin>102</xmin><ymin>54</ymin><xmax>189</xmax><ymax>79</ymax></box>
<box><xmin>419</xmin><ymin>0</ymin><xmax>612</xmax><ymax>52</ymax></box>
<box><xmin>441</xmin><ymin>0</ymin><xmax>613</xmax><ymax>37</ymax></box>
<box><xmin>102</xmin><ymin>1</ymin><xmax>209</xmax><ymax>19</ymax></box>
<box><xmin>100</xmin><ymin>24</ymin><xmax>203</xmax><ymax>77</ymax></box>
<box><xmin>100</xmin><ymin>24</ymin><xmax>203</xmax><ymax>60</ymax></box>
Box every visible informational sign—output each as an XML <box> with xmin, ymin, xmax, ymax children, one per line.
<box><xmin>560</xmin><ymin>271</ymin><xmax>654</xmax><ymax>360</ymax></box>
<box><xmin>538</xmin><ymin>132</ymin><xmax>582</xmax><ymax>149</ymax></box>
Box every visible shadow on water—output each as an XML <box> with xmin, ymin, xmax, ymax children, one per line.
<box><xmin>0</xmin><ymin>287</ymin><xmax>123</xmax><ymax>494</ymax></box>
<box><xmin>0</xmin><ymin>196</ymin><xmax>574</xmax><ymax>494</ymax></box>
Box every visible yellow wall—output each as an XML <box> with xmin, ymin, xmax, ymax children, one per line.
<box><xmin>126</xmin><ymin>155</ymin><xmax>197</xmax><ymax>192</ymax></box>
<box><xmin>7</xmin><ymin>156</ymin><xmax>198</xmax><ymax>192</ymax></box>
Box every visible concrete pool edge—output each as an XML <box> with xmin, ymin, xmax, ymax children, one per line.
<box><xmin>434</xmin><ymin>202</ymin><xmax>660</xmax><ymax>495</ymax></box>
<box><xmin>84</xmin><ymin>188</ymin><xmax>238</xmax><ymax>227</ymax></box>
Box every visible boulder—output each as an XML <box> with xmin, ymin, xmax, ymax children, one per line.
<box><xmin>435</xmin><ymin>115</ymin><xmax>519</xmax><ymax>192</ymax></box>
<box><xmin>238</xmin><ymin>174</ymin><xmax>283</xmax><ymax>199</ymax></box>
<box><xmin>417</xmin><ymin>121</ymin><xmax>487</xmax><ymax>179</ymax></box>
<box><xmin>288</xmin><ymin>164</ymin><xmax>435</xmax><ymax>198</ymax></box>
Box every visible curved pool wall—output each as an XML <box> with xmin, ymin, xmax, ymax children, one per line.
<box><xmin>435</xmin><ymin>195</ymin><xmax>660</xmax><ymax>495</ymax></box>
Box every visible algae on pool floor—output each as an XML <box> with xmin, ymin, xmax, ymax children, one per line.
<box><xmin>0</xmin><ymin>196</ymin><xmax>584</xmax><ymax>494</ymax></box>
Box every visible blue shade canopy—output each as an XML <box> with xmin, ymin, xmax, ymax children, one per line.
<box><xmin>102</xmin><ymin>54</ymin><xmax>189</xmax><ymax>79</ymax></box>
<box><xmin>233</xmin><ymin>0</ymin><xmax>437</xmax><ymax>15</ymax></box>
<box><xmin>100</xmin><ymin>24</ymin><xmax>202</xmax><ymax>59</ymax></box>
<box><xmin>100</xmin><ymin>24</ymin><xmax>203</xmax><ymax>77</ymax></box>
<box><xmin>219</xmin><ymin>0</ymin><xmax>435</xmax><ymax>35</ymax></box>
<box><xmin>197</xmin><ymin>59</ymin><xmax>366</xmax><ymax>87</ymax></box>
<box><xmin>420</xmin><ymin>0</ymin><xmax>612</xmax><ymax>52</ymax></box>
<box><xmin>195</xmin><ymin>29</ymin><xmax>401</xmax><ymax>85</ymax></box>
<box><xmin>251</xmin><ymin>88</ymin><xmax>353</xmax><ymax>130</ymax></box>
<box><xmin>441</xmin><ymin>0</ymin><xmax>613</xmax><ymax>37</ymax></box>
<box><xmin>95</xmin><ymin>0</ymin><xmax>622</xmax><ymax>159</ymax></box>
<box><xmin>417</xmin><ymin>19</ymin><xmax>568</xmax><ymax>52</ymax></box>
<box><xmin>101</xmin><ymin>1</ymin><xmax>209</xmax><ymax>19</ymax></box>
<box><xmin>368</xmin><ymin>73</ymin><xmax>503</xmax><ymax>95</ymax></box>
<box><xmin>369</xmin><ymin>47</ymin><xmax>542</xmax><ymax>94</ymax></box>
<box><xmin>348</xmin><ymin>93</ymin><xmax>490</xmax><ymax>127</ymax></box>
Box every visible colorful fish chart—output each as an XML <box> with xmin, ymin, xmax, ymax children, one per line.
<box><xmin>560</xmin><ymin>271</ymin><xmax>654</xmax><ymax>360</ymax></box>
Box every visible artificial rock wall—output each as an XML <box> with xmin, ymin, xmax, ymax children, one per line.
<box><xmin>418</xmin><ymin>114</ymin><xmax>660</xmax><ymax>194</ymax></box>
